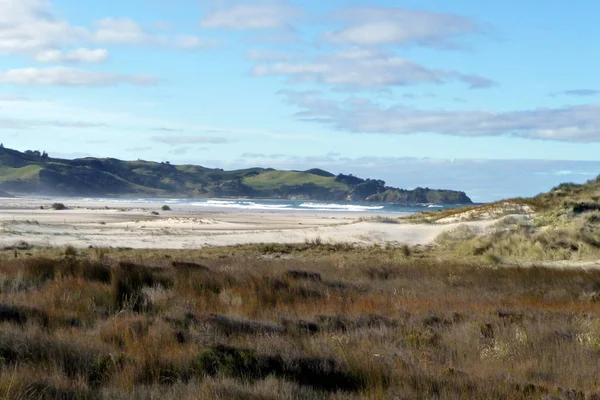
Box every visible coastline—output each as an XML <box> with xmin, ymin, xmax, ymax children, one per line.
<box><xmin>0</xmin><ymin>197</ymin><xmax>493</xmax><ymax>249</ymax></box>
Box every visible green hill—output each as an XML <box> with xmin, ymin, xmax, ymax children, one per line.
<box><xmin>0</xmin><ymin>146</ymin><xmax>472</xmax><ymax>204</ymax></box>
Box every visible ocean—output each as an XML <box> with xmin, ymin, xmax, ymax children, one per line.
<box><xmin>66</xmin><ymin>197</ymin><xmax>467</xmax><ymax>214</ymax></box>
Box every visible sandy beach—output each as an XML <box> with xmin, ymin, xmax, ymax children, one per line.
<box><xmin>0</xmin><ymin>197</ymin><xmax>495</xmax><ymax>249</ymax></box>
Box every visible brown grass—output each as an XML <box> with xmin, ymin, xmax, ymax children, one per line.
<box><xmin>0</xmin><ymin>245</ymin><xmax>600</xmax><ymax>398</ymax></box>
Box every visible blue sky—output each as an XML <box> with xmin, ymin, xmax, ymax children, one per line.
<box><xmin>1</xmin><ymin>0</ymin><xmax>600</xmax><ymax>201</ymax></box>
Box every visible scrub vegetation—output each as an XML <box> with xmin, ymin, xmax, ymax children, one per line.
<box><xmin>1</xmin><ymin>242</ymin><xmax>600</xmax><ymax>399</ymax></box>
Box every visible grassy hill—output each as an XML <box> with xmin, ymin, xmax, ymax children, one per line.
<box><xmin>244</xmin><ymin>171</ymin><xmax>348</xmax><ymax>191</ymax></box>
<box><xmin>411</xmin><ymin>174</ymin><xmax>600</xmax><ymax>263</ymax></box>
<box><xmin>0</xmin><ymin>146</ymin><xmax>472</xmax><ymax>204</ymax></box>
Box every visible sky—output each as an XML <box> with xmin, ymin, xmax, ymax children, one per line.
<box><xmin>1</xmin><ymin>0</ymin><xmax>600</xmax><ymax>202</ymax></box>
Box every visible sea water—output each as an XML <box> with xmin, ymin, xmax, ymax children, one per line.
<box><xmin>62</xmin><ymin>197</ymin><xmax>465</xmax><ymax>214</ymax></box>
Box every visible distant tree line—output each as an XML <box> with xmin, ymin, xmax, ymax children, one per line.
<box><xmin>24</xmin><ymin>150</ymin><xmax>49</xmax><ymax>160</ymax></box>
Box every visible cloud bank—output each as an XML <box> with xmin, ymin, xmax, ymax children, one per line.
<box><xmin>280</xmin><ymin>90</ymin><xmax>600</xmax><ymax>142</ymax></box>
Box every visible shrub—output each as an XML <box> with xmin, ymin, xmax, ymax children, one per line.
<box><xmin>64</xmin><ymin>245</ymin><xmax>77</xmax><ymax>258</ymax></box>
<box><xmin>284</xmin><ymin>270</ymin><xmax>322</xmax><ymax>282</ymax></box>
<box><xmin>162</xmin><ymin>205</ymin><xmax>172</xmax><ymax>211</ymax></box>
<box><xmin>0</xmin><ymin>304</ymin><xmax>49</xmax><ymax>327</ymax></box>
<box><xmin>110</xmin><ymin>262</ymin><xmax>171</xmax><ymax>311</ymax></box>
<box><xmin>196</xmin><ymin>345</ymin><xmax>368</xmax><ymax>392</ymax></box>
<box><xmin>400</xmin><ymin>244</ymin><xmax>411</xmax><ymax>257</ymax></box>
<box><xmin>51</xmin><ymin>203</ymin><xmax>67</xmax><ymax>210</ymax></box>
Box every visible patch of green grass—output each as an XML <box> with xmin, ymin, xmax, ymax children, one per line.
<box><xmin>0</xmin><ymin>165</ymin><xmax>42</xmax><ymax>183</ymax></box>
<box><xmin>243</xmin><ymin>171</ymin><xmax>348</xmax><ymax>191</ymax></box>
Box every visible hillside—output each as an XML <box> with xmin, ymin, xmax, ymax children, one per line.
<box><xmin>0</xmin><ymin>146</ymin><xmax>472</xmax><ymax>204</ymax></box>
<box><xmin>411</xmin><ymin>174</ymin><xmax>600</xmax><ymax>264</ymax></box>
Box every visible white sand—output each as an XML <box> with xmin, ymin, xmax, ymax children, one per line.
<box><xmin>0</xmin><ymin>198</ymin><xmax>496</xmax><ymax>249</ymax></box>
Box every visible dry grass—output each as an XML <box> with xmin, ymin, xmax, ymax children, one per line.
<box><xmin>0</xmin><ymin>244</ymin><xmax>600</xmax><ymax>398</ymax></box>
<box><xmin>401</xmin><ymin>199</ymin><xmax>537</xmax><ymax>224</ymax></box>
<box><xmin>405</xmin><ymin>174</ymin><xmax>600</xmax><ymax>226</ymax></box>
<box><xmin>435</xmin><ymin>211</ymin><xmax>600</xmax><ymax>263</ymax></box>
<box><xmin>357</xmin><ymin>216</ymin><xmax>401</xmax><ymax>224</ymax></box>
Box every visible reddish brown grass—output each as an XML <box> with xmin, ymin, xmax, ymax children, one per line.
<box><xmin>0</xmin><ymin>245</ymin><xmax>599</xmax><ymax>398</ymax></box>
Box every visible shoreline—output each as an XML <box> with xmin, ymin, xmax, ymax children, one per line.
<box><xmin>0</xmin><ymin>193</ymin><xmax>474</xmax><ymax>209</ymax></box>
<box><xmin>0</xmin><ymin>197</ymin><xmax>492</xmax><ymax>249</ymax></box>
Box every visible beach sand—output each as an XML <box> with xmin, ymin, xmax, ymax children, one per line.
<box><xmin>0</xmin><ymin>197</ymin><xmax>495</xmax><ymax>249</ymax></box>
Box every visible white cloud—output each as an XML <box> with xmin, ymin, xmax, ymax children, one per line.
<box><xmin>34</xmin><ymin>48</ymin><xmax>109</xmax><ymax>63</ymax></box>
<box><xmin>0</xmin><ymin>67</ymin><xmax>162</xmax><ymax>86</ymax></box>
<box><xmin>93</xmin><ymin>17</ymin><xmax>148</xmax><ymax>44</ymax></box>
<box><xmin>0</xmin><ymin>0</ymin><xmax>211</xmax><ymax>55</ymax></box>
<box><xmin>201</xmin><ymin>2</ymin><xmax>303</xmax><ymax>30</ymax></box>
<box><xmin>280</xmin><ymin>90</ymin><xmax>600</xmax><ymax>142</ymax></box>
<box><xmin>0</xmin><ymin>0</ymin><xmax>87</xmax><ymax>53</ymax></box>
<box><xmin>254</xmin><ymin>48</ymin><xmax>493</xmax><ymax>89</ymax></box>
<box><xmin>92</xmin><ymin>18</ymin><xmax>214</xmax><ymax>49</ymax></box>
<box><xmin>324</xmin><ymin>7</ymin><xmax>481</xmax><ymax>49</ymax></box>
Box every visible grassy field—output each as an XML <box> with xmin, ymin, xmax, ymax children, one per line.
<box><xmin>243</xmin><ymin>171</ymin><xmax>348</xmax><ymax>191</ymax></box>
<box><xmin>0</xmin><ymin>244</ymin><xmax>600</xmax><ymax>399</ymax></box>
<box><xmin>0</xmin><ymin>165</ymin><xmax>41</xmax><ymax>184</ymax></box>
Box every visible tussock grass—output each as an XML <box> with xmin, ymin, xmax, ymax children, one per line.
<box><xmin>0</xmin><ymin>325</ymin><xmax>112</xmax><ymax>387</ymax></box>
<box><xmin>358</xmin><ymin>216</ymin><xmax>400</xmax><ymax>224</ymax></box>
<box><xmin>0</xmin><ymin>246</ymin><xmax>600</xmax><ymax>397</ymax></box>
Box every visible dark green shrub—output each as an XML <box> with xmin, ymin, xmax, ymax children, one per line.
<box><xmin>195</xmin><ymin>345</ymin><xmax>370</xmax><ymax>392</ymax></box>
<box><xmin>110</xmin><ymin>262</ymin><xmax>171</xmax><ymax>311</ymax></box>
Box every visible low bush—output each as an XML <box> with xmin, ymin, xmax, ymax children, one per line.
<box><xmin>51</xmin><ymin>203</ymin><xmax>67</xmax><ymax>210</ymax></box>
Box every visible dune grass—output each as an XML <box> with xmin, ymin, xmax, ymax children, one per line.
<box><xmin>358</xmin><ymin>216</ymin><xmax>401</xmax><ymax>224</ymax></box>
<box><xmin>405</xmin><ymin>174</ymin><xmax>600</xmax><ymax>226</ymax></box>
<box><xmin>434</xmin><ymin>210</ymin><xmax>600</xmax><ymax>264</ymax></box>
<box><xmin>0</xmin><ymin>244</ymin><xmax>599</xmax><ymax>398</ymax></box>
<box><xmin>402</xmin><ymin>199</ymin><xmax>536</xmax><ymax>224</ymax></box>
